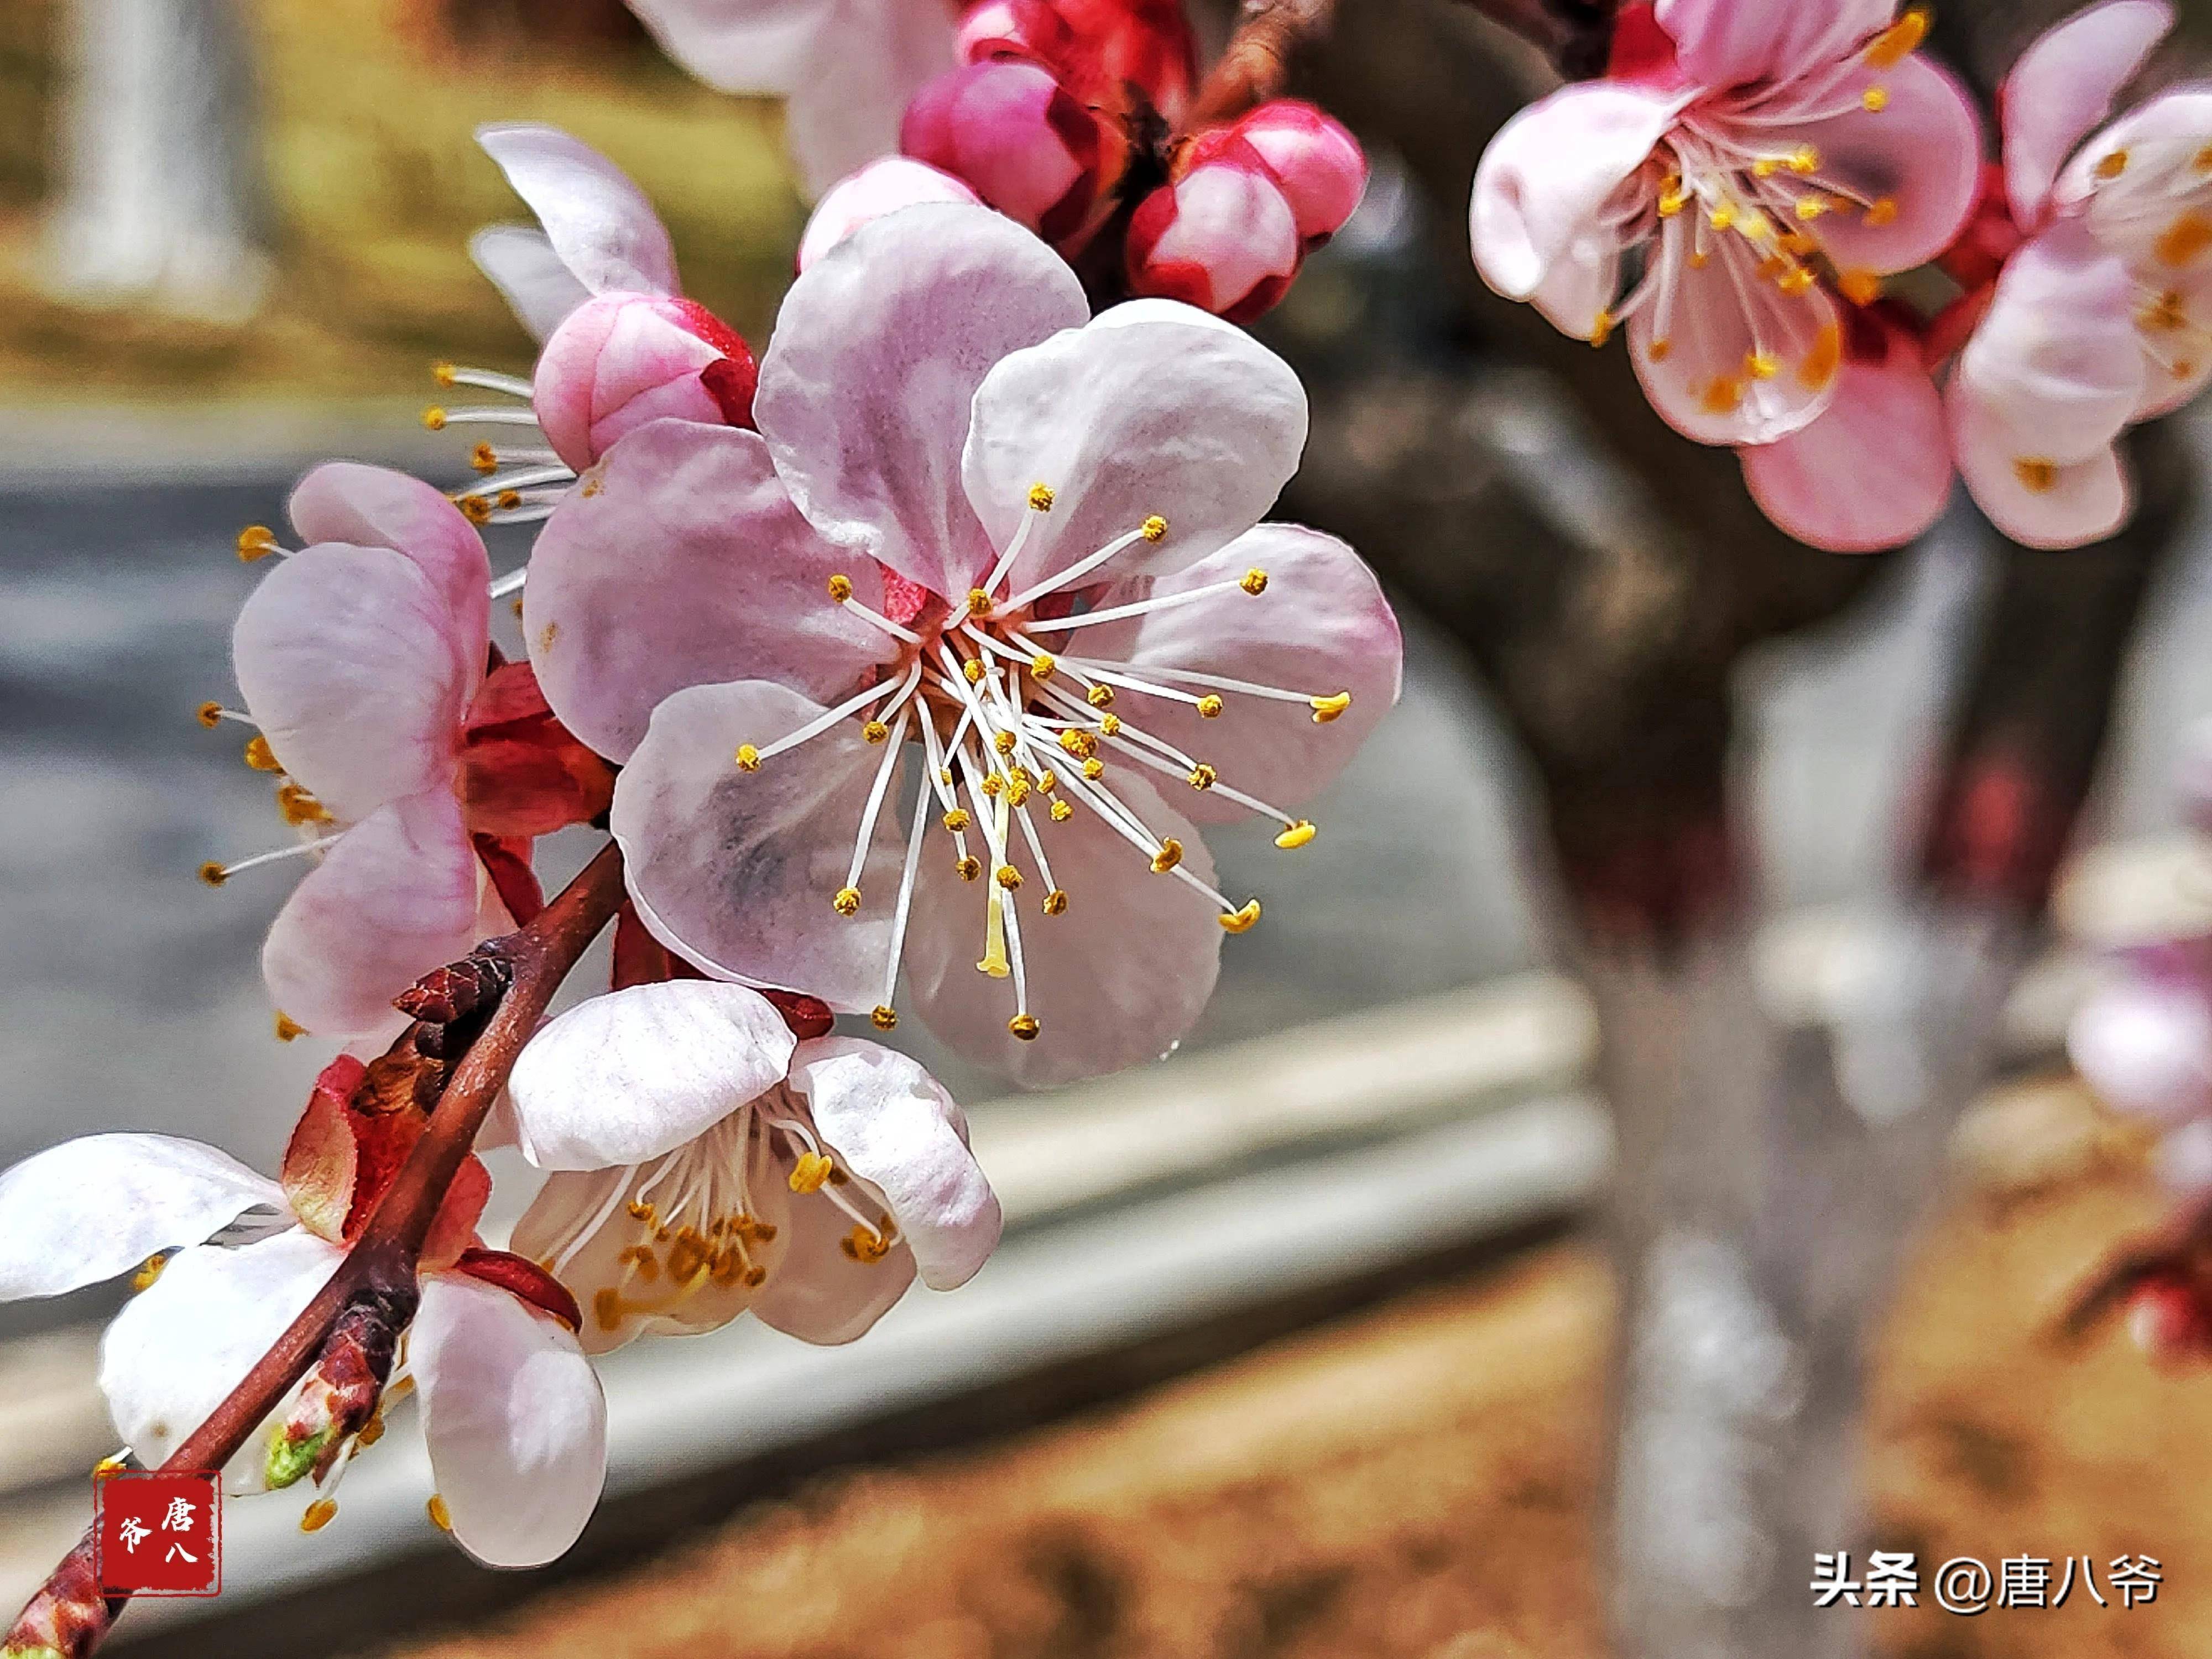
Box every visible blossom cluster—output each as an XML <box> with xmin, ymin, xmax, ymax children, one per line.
<box><xmin>1473</xmin><ymin>0</ymin><xmax>2212</xmax><ymax>552</ymax></box>
<box><xmin>0</xmin><ymin>67</ymin><xmax>1401</xmax><ymax>1581</ymax></box>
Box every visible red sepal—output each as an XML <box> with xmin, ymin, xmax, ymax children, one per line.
<box><xmin>453</xmin><ymin>1246</ymin><xmax>585</xmax><ymax>1332</ymax></box>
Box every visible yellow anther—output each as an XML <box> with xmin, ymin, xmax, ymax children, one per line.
<box><xmin>1757</xmin><ymin>255</ymin><xmax>1791</xmax><ymax>281</ymax></box>
<box><xmin>872</xmin><ymin>1005</ymin><xmax>899</xmax><ymax>1030</ymax></box>
<box><xmin>1791</xmin><ymin>145</ymin><xmax>1820</xmax><ymax>175</ymax></box>
<box><xmin>1087</xmin><ymin>683</ymin><xmax>1115</xmax><ymax>708</ymax></box>
<box><xmin>1310</xmin><ymin>692</ymin><xmax>1352</xmax><ymax>723</ymax></box>
<box><xmin>470</xmin><ymin>442</ymin><xmax>498</xmax><ymax>473</ymax></box>
<box><xmin>833</xmin><ymin>886</ymin><xmax>862</xmax><ymax>916</ymax></box>
<box><xmin>1042</xmin><ymin>888</ymin><xmax>1068</xmax><ymax>916</ymax></box>
<box><xmin>277</xmin><ymin>782</ymin><xmax>333</xmax><ymax>827</ymax></box>
<box><xmin>789</xmin><ymin>1151</ymin><xmax>836</xmax><ymax>1194</ymax></box>
<box><xmin>827</xmin><ymin>573</ymin><xmax>854</xmax><ymax>601</ymax></box>
<box><xmin>1240</xmin><ymin>568</ymin><xmax>1270</xmax><ymax>596</ymax></box>
<box><xmin>1059</xmin><ymin>729</ymin><xmax>1095</xmax><ymax>758</ymax></box>
<box><xmin>1188</xmin><ymin>763</ymin><xmax>1218</xmax><ymax>790</ymax></box>
<box><xmin>1794</xmin><ymin>196</ymin><xmax>1827</xmax><ymax>222</ymax></box>
<box><xmin>981</xmin><ymin>774</ymin><xmax>1004</xmax><ymax>800</ymax></box>
<box><xmin>431</xmin><ymin>361</ymin><xmax>457</xmax><ymax>387</ymax></box>
<box><xmin>939</xmin><ymin>768</ymin><xmax>954</xmax><ymax>786</ymax></box>
<box><xmin>1006</xmin><ymin>776</ymin><xmax>1031</xmax><ymax>807</ymax></box>
<box><xmin>1707</xmin><ymin>203</ymin><xmax>1736</xmax><ymax>232</ymax></box>
<box><xmin>1028</xmin><ymin>482</ymin><xmax>1055</xmax><ymax>512</ymax></box>
<box><xmin>1837</xmin><ymin>268</ymin><xmax>1881</xmax><ymax>307</ymax></box>
<box><xmin>627</xmin><ymin>1199</ymin><xmax>659</xmax><ymax>1226</ymax></box>
<box><xmin>2142</xmin><ymin>290</ymin><xmax>2189</xmax><ymax>330</ymax></box>
<box><xmin>993</xmin><ymin>730</ymin><xmax>1017</xmax><ymax>756</ymax></box>
<box><xmin>1799</xmin><ymin>322</ymin><xmax>1844</xmax><ymax>392</ymax></box>
<box><xmin>1864</xmin><ymin>8</ymin><xmax>1926</xmax><ymax>68</ymax></box>
<box><xmin>2174</xmin><ymin>358</ymin><xmax>2198</xmax><ymax>380</ymax></box>
<box><xmin>1657</xmin><ymin>178</ymin><xmax>1690</xmax><ymax>217</ymax></box>
<box><xmin>496</xmin><ymin>489</ymin><xmax>521</xmax><ymax>510</ymax></box>
<box><xmin>1197</xmin><ymin>695</ymin><xmax>1224</xmax><ymax>719</ymax></box>
<box><xmin>1863</xmin><ymin>196</ymin><xmax>1898</xmax><ymax>227</ymax></box>
<box><xmin>1778</xmin><ymin>267</ymin><xmax>1816</xmax><ymax>296</ymax></box>
<box><xmin>1150</xmin><ymin>838</ymin><xmax>1184</xmax><ymax>874</ymax></box>
<box><xmin>1589</xmin><ymin>310</ymin><xmax>1615</xmax><ymax>348</ymax></box>
<box><xmin>1739</xmin><ymin>210</ymin><xmax>1773</xmax><ymax>243</ymax></box>
<box><xmin>956</xmin><ymin>855</ymin><xmax>983</xmax><ymax>882</ymax></box>
<box><xmin>131</xmin><ymin>1255</ymin><xmax>165</xmax><ymax>1291</ymax></box>
<box><xmin>1219</xmin><ymin>900</ymin><xmax>1262</xmax><ymax>933</ymax></box>
<box><xmin>1082</xmin><ymin>758</ymin><xmax>1104</xmax><ymax>780</ymax></box>
<box><xmin>244</xmin><ymin>734</ymin><xmax>280</xmax><ymax>771</ymax></box>
<box><xmin>863</xmin><ymin>719</ymin><xmax>890</xmax><ymax>744</ymax></box>
<box><xmin>1648</xmin><ymin>337</ymin><xmax>1674</xmax><ymax>362</ymax></box>
<box><xmin>457</xmin><ymin>494</ymin><xmax>493</xmax><ymax>525</ymax></box>
<box><xmin>2156</xmin><ymin>211</ymin><xmax>2212</xmax><ymax>267</ymax></box>
<box><xmin>1007</xmin><ymin>1014</ymin><xmax>1041</xmax><ymax>1041</ymax></box>
<box><xmin>1754</xmin><ymin>156</ymin><xmax>1782</xmax><ymax>179</ymax></box>
<box><xmin>994</xmin><ymin>864</ymin><xmax>1022</xmax><ymax>890</ymax></box>
<box><xmin>735</xmin><ymin>743</ymin><xmax>761</xmax><ymax>771</ymax></box>
<box><xmin>1098</xmin><ymin>713</ymin><xmax>1121</xmax><ymax>737</ymax></box>
<box><xmin>1050</xmin><ymin>799</ymin><xmax>1074</xmax><ymax>822</ymax></box>
<box><xmin>943</xmin><ymin>807</ymin><xmax>972</xmax><ymax>832</ymax></box>
<box><xmin>2013</xmin><ymin>457</ymin><xmax>2059</xmax><ymax>493</ymax></box>
<box><xmin>1037</xmin><ymin>769</ymin><xmax>1057</xmax><ymax>792</ymax></box>
<box><xmin>421</xmin><ymin>407</ymin><xmax>447</xmax><ymax>431</ymax></box>
<box><xmin>967</xmin><ymin>588</ymin><xmax>993</xmax><ymax>617</ymax></box>
<box><xmin>1688</xmin><ymin>249</ymin><xmax>1710</xmax><ymax>269</ymax></box>
<box><xmin>356</xmin><ymin>1412</ymin><xmax>384</xmax><ymax>1448</ymax></box>
<box><xmin>1782</xmin><ymin>229</ymin><xmax>1820</xmax><ymax>256</ymax></box>
<box><xmin>1861</xmin><ymin>85</ymin><xmax>1889</xmax><ymax>112</ymax></box>
<box><xmin>195</xmin><ymin>701</ymin><xmax>223</xmax><ymax>729</ymax></box>
<box><xmin>1275</xmin><ymin>820</ymin><xmax>1317</xmax><ymax>850</ymax></box>
<box><xmin>197</xmin><ymin>861</ymin><xmax>228</xmax><ymax>889</ymax></box>
<box><xmin>301</xmin><ymin>1499</ymin><xmax>338</xmax><ymax>1533</ymax></box>
<box><xmin>274</xmin><ymin>1012</ymin><xmax>306</xmax><ymax>1042</ymax></box>
<box><xmin>1030</xmin><ymin>652</ymin><xmax>1056</xmax><ymax>679</ymax></box>
<box><xmin>1141</xmin><ymin>515</ymin><xmax>1168</xmax><ymax>542</ymax></box>
<box><xmin>426</xmin><ymin>1495</ymin><xmax>452</xmax><ymax>1532</ymax></box>
<box><xmin>236</xmin><ymin>524</ymin><xmax>279</xmax><ymax>562</ymax></box>
<box><xmin>1699</xmin><ymin>377</ymin><xmax>1745</xmax><ymax>415</ymax></box>
<box><xmin>1745</xmin><ymin>351</ymin><xmax>1780</xmax><ymax>381</ymax></box>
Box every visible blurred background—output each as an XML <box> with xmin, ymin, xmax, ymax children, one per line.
<box><xmin>7</xmin><ymin>1</ymin><xmax>2212</xmax><ymax>1655</ymax></box>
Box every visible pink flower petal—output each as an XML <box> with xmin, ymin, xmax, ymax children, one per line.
<box><xmin>413</xmin><ymin>1271</ymin><xmax>607</xmax><ymax>1568</ymax></box>
<box><xmin>1654</xmin><ymin>0</ymin><xmax>1892</xmax><ymax>91</ymax></box>
<box><xmin>778</xmin><ymin>0</ymin><xmax>963</xmax><ymax>195</ymax></box>
<box><xmin>0</xmin><ymin>1135</ymin><xmax>283</xmax><ymax>1301</ymax></box>
<box><xmin>963</xmin><ymin>300</ymin><xmax>1308</xmax><ymax>596</ymax></box>
<box><xmin>797</xmin><ymin>156</ymin><xmax>982</xmax><ymax>272</ymax></box>
<box><xmin>232</xmin><ymin>543</ymin><xmax>468</xmax><ymax>822</ymax></box>
<box><xmin>1082</xmin><ymin>524</ymin><xmax>1402</xmax><ymax>826</ymax></box>
<box><xmin>1949</xmin><ymin>378</ymin><xmax>2132</xmax><ymax>549</ymax></box>
<box><xmin>1470</xmin><ymin>80</ymin><xmax>1681</xmax><ymax>324</ymax></box>
<box><xmin>525</xmin><ymin>421</ymin><xmax>899</xmax><ymax>763</ymax></box>
<box><xmin>507</xmin><ymin>980</ymin><xmax>797</xmax><ymax>1170</ymax></box>
<box><xmin>2133</xmin><ymin>266</ymin><xmax>2212</xmax><ymax>417</ymax></box>
<box><xmin>476</xmin><ymin>124</ymin><xmax>679</xmax><ymax>297</ymax></box>
<box><xmin>2057</xmin><ymin>85</ymin><xmax>2212</xmax><ymax>261</ymax></box>
<box><xmin>1956</xmin><ymin>220</ymin><xmax>2145</xmax><ymax>460</ymax></box>
<box><xmin>1629</xmin><ymin>216</ymin><xmax>1843</xmax><ymax>445</ymax></box>
<box><xmin>1739</xmin><ymin>353</ymin><xmax>1952</xmax><ymax>551</ymax></box>
<box><xmin>610</xmin><ymin>680</ymin><xmax>910</xmax><ymax>1014</ymax></box>
<box><xmin>754</xmin><ymin>202</ymin><xmax>1087</xmax><ymax>598</ymax></box>
<box><xmin>101</xmin><ymin>1230</ymin><xmax>343</xmax><ymax>1493</ymax></box>
<box><xmin>1768</xmin><ymin>54</ymin><xmax>1984</xmax><ymax>276</ymax></box>
<box><xmin>469</xmin><ymin>225</ymin><xmax>593</xmax><ymax>344</ymax></box>
<box><xmin>747</xmin><ymin>1164</ymin><xmax>919</xmax><ymax>1344</ymax></box>
<box><xmin>261</xmin><ymin>790</ymin><xmax>483</xmax><ymax>1040</ymax></box>
<box><xmin>786</xmin><ymin>1036</ymin><xmax>999</xmax><ymax>1290</ymax></box>
<box><xmin>2003</xmin><ymin>0</ymin><xmax>2172</xmax><ymax>227</ymax></box>
<box><xmin>285</xmin><ymin>463</ymin><xmax>491</xmax><ymax>683</ymax></box>
<box><xmin>901</xmin><ymin>772</ymin><xmax>1223</xmax><ymax>1086</ymax></box>
<box><xmin>625</xmin><ymin>0</ymin><xmax>831</xmax><ymax>95</ymax></box>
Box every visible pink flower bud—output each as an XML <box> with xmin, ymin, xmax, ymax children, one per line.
<box><xmin>958</xmin><ymin>0</ymin><xmax>1070</xmax><ymax>66</ymax></box>
<box><xmin>1233</xmin><ymin>100</ymin><xmax>1368</xmax><ymax>249</ymax></box>
<box><xmin>531</xmin><ymin>292</ymin><xmax>757</xmax><ymax>473</ymax></box>
<box><xmin>958</xmin><ymin>0</ymin><xmax>1194</xmax><ymax>126</ymax></box>
<box><xmin>1125</xmin><ymin>134</ymin><xmax>1302</xmax><ymax>323</ymax></box>
<box><xmin>799</xmin><ymin>157</ymin><xmax>984</xmax><ymax>272</ymax></box>
<box><xmin>900</xmin><ymin>60</ymin><xmax>1108</xmax><ymax>246</ymax></box>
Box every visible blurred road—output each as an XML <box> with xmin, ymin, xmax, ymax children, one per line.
<box><xmin>4</xmin><ymin>413</ymin><xmax>2212</xmax><ymax>1291</ymax></box>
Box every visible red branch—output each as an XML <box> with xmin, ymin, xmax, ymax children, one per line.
<box><xmin>4</xmin><ymin>842</ymin><xmax>628</xmax><ymax>1659</ymax></box>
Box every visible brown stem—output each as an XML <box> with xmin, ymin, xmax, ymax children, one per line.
<box><xmin>3</xmin><ymin>842</ymin><xmax>627</xmax><ymax>1658</ymax></box>
<box><xmin>1190</xmin><ymin>0</ymin><xmax>1339</xmax><ymax>125</ymax></box>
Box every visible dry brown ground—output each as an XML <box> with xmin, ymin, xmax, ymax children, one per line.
<box><xmin>392</xmin><ymin>1081</ymin><xmax>2212</xmax><ymax>1659</ymax></box>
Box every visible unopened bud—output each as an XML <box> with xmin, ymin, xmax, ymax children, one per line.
<box><xmin>1125</xmin><ymin>133</ymin><xmax>1302</xmax><ymax>323</ymax></box>
<box><xmin>900</xmin><ymin>60</ymin><xmax>1109</xmax><ymax>246</ymax></box>
<box><xmin>532</xmin><ymin>293</ymin><xmax>758</xmax><ymax>473</ymax></box>
<box><xmin>1232</xmin><ymin>100</ymin><xmax>1368</xmax><ymax>249</ymax></box>
<box><xmin>798</xmin><ymin>157</ymin><xmax>984</xmax><ymax>272</ymax></box>
<box><xmin>265</xmin><ymin>1290</ymin><xmax>408</xmax><ymax>1490</ymax></box>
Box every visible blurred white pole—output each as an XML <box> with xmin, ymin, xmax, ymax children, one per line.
<box><xmin>39</xmin><ymin>0</ymin><xmax>271</xmax><ymax>322</ymax></box>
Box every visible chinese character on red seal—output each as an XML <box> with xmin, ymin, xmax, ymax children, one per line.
<box><xmin>94</xmin><ymin>1470</ymin><xmax>221</xmax><ymax>1597</ymax></box>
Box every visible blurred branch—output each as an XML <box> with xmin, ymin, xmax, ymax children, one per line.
<box><xmin>1</xmin><ymin>844</ymin><xmax>628</xmax><ymax>1659</ymax></box>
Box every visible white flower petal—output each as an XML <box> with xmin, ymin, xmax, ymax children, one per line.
<box><xmin>476</xmin><ymin>124</ymin><xmax>679</xmax><ymax>297</ymax></box>
<box><xmin>0</xmin><ymin>1135</ymin><xmax>283</xmax><ymax>1301</ymax></box>
<box><xmin>469</xmin><ymin>224</ymin><xmax>594</xmax><ymax>343</ymax></box>
<box><xmin>414</xmin><ymin>1272</ymin><xmax>607</xmax><ymax>1568</ymax></box>
<box><xmin>509</xmin><ymin>980</ymin><xmax>796</xmax><ymax>1170</ymax></box>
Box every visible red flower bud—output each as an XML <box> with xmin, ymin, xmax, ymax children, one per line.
<box><xmin>1125</xmin><ymin>133</ymin><xmax>1302</xmax><ymax>322</ymax></box>
<box><xmin>1233</xmin><ymin>100</ymin><xmax>1368</xmax><ymax>249</ymax></box>
<box><xmin>900</xmin><ymin>59</ymin><xmax>1110</xmax><ymax>246</ymax></box>
<box><xmin>531</xmin><ymin>292</ymin><xmax>757</xmax><ymax>473</ymax></box>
